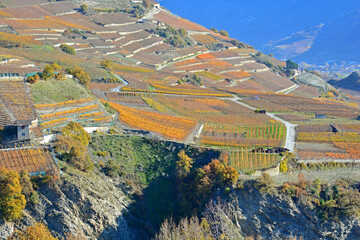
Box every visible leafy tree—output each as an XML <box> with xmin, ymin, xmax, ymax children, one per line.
<box><xmin>41</xmin><ymin>64</ymin><xmax>55</xmax><ymax>80</ymax></box>
<box><xmin>0</xmin><ymin>168</ymin><xmax>26</xmax><ymax>221</ymax></box>
<box><xmin>66</xmin><ymin>66</ymin><xmax>91</xmax><ymax>86</ymax></box>
<box><xmin>27</xmin><ymin>74</ymin><xmax>40</xmax><ymax>84</ymax></box>
<box><xmin>60</xmin><ymin>44</ymin><xmax>76</xmax><ymax>55</ymax></box>
<box><xmin>279</xmin><ymin>158</ymin><xmax>288</xmax><ymax>173</ymax></box>
<box><xmin>80</xmin><ymin>4</ymin><xmax>88</xmax><ymax>14</ymax></box>
<box><xmin>205</xmin><ymin>159</ymin><xmax>238</xmax><ymax>186</ymax></box>
<box><xmin>11</xmin><ymin>222</ymin><xmax>57</xmax><ymax>240</ymax></box>
<box><xmin>40</xmin><ymin>63</ymin><xmax>63</xmax><ymax>80</ymax></box>
<box><xmin>219</xmin><ymin>30</ymin><xmax>229</xmax><ymax>37</ymax></box>
<box><xmin>52</xmin><ymin>62</ymin><xmax>62</xmax><ymax>70</ymax></box>
<box><xmin>210</xmin><ymin>27</ymin><xmax>218</xmax><ymax>33</ymax></box>
<box><xmin>176</xmin><ymin>150</ymin><xmax>193</xmax><ymax>177</ymax></box>
<box><xmin>230</xmin><ymin>39</ymin><xmax>246</xmax><ymax>49</ymax></box>
<box><xmin>286</xmin><ymin>60</ymin><xmax>298</xmax><ymax>70</ymax></box>
<box><xmin>56</xmin><ymin>123</ymin><xmax>93</xmax><ymax>171</ymax></box>
<box><xmin>152</xmin><ymin>26</ymin><xmax>191</xmax><ymax>48</ymax></box>
<box><xmin>100</xmin><ymin>59</ymin><xmax>114</xmax><ymax>70</ymax></box>
<box><xmin>55</xmin><ymin>73</ymin><xmax>66</xmax><ymax>81</ymax></box>
<box><xmin>62</xmin><ymin>122</ymin><xmax>91</xmax><ymax>147</ymax></box>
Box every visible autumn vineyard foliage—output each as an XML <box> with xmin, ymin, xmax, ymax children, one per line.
<box><xmin>200</xmin><ymin>123</ymin><xmax>285</xmax><ymax>147</ymax></box>
<box><xmin>296</xmin><ymin>132</ymin><xmax>360</xmax><ymax>142</ymax></box>
<box><xmin>102</xmin><ymin>100</ymin><xmax>197</xmax><ymax>141</ymax></box>
<box><xmin>230</xmin><ymin>149</ymin><xmax>281</xmax><ymax>172</ymax></box>
<box><xmin>0</xmin><ymin>32</ymin><xmax>40</xmax><ymax>46</ymax></box>
<box><xmin>35</xmin><ymin>98</ymin><xmax>92</xmax><ymax>110</ymax></box>
<box><xmin>40</xmin><ymin>104</ymin><xmax>99</xmax><ymax>120</ymax></box>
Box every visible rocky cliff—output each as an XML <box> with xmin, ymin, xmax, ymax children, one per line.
<box><xmin>0</xmin><ymin>168</ymin><xmax>134</xmax><ymax>240</ymax></box>
<box><xmin>210</xmin><ymin>182</ymin><xmax>360</xmax><ymax>240</ymax></box>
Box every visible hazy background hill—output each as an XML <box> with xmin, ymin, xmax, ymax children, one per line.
<box><xmin>160</xmin><ymin>0</ymin><xmax>360</xmax><ymax>64</ymax></box>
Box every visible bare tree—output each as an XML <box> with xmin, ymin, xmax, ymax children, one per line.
<box><xmin>154</xmin><ymin>216</ymin><xmax>213</xmax><ymax>240</ymax></box>
<box><xmin>203</xmin><ymin>198</ymin><xmax>244</xmax><ymax>240</ymax></box>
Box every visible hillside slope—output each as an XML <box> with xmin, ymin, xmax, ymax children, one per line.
<box><xmin>329</xmin><ymin>71</ymin><xmax>360</xmax><ymax>91</ymax></box>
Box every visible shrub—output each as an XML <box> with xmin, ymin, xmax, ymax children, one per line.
<box><xmin>30</xmin><ymin>192</ymin><xmax>39</xmax><ymax>205</ymax></box>
<box><xmin>56</xmin><ymin>123</ymin><xmax>94</xmax><ymax>172</ymax></box>
<box><xmin>66</xmin><ymin>66</ymin><xmax>91</xmax><ymax>86</ymax></box>
<box><xmin>96</xmin><ymin>151</ymin><xmax>109</xmax><ymax>157</ymax></box>
<box><xmin>176</xmin><ymin>150</ymin><xmax>193</xmax><ymax>177</ymax></box>
<box><xmin>279</xmin><ymin>158</ymin><xmax>288</xmax><ymax>173</ymax></box>
<box><xmin>62</xmin><ymin>122</ymin><xmax>90</xmax><ymax>147</ymax></box>
<box><xmin>100</xmin><ymin>59</ymin><xmax>113</xmax><ymax>70</ymax></box>
<box><xmin>55</xmin><ymin>73</ymin><xmax>66</xmax><ymax>81</ymax></box>
<box><xmin>210</xmin><ymin>27</ymin><xmax>218</xmax><ymax>33</ymax></box>
<box><xmin>102</xmin><ymin>160</ymin><xmax>121</xmax><ymax>178</ymax></box>
<box><xmin>286</xmin><ymin>60</ymin><xmax>298</xmax><ymax>70</ymax></box>
<box><xmin>19</xmin><ymin>171</ymin><xmax>35</xmax><ymax>199</ymax></box>
<box><xmin>27</xmin><ymin>74</ymin><xmax>40</xmax><ymax>84</ymax></box>
<box><xmin>219</xmin><ymin>30</ymin><xmax>229</xmax><ymax>37</ymax></box>
<box><xmin>11</xmin><ymin>222</ymin><xmax>57</xmax><ymax>240</ymax></box>
<box><xmin>155</xmin><ymin>216</ymin><xmax>213</xmax><ymax>240</ymax></box>
<box><xmin>60</xmin><ymin>44</ymin><xmax>76</xmax><ymax>55</ymax></box>
<box><xmin>255</xmin><ymin>173</ymin><xmax>274</xmax><ymax>193</ymax></box>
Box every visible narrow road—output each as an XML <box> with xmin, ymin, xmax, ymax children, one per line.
<box><xmin>111</xmin><ymin>74</ymin><xmax>129</xmax><ymax>92</ymax></box>
<box><xmin>141</xmin><ymin>6</ymin><xmax>160</xmax><ymax>20</ymax></box>
<box><xmin>108</xmin><ymin>79</ymin><xmax>298</xmax><ymax>151</ymax></box>
<box><xmin>282</xmin><ymin>83</ymin><xmax>299</xmax><ymax>94</ymax></box>
<box><xmin>228</xmin><ymin>95</ymin><xmax>297</xmax><ymax>152</ymax></box>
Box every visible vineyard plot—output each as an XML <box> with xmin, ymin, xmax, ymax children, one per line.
<box><xmin>103</xmin><ymin>100</ymin><xmax>197</xmax><ymax>141</ymax></box>
<box><xmin>200</xmin><ymin>123</ymin><xmax>286</xmax><ymax>148</ymax></box>
<box><xmin>229</xmin><ymin>149</ymin><xmax>282</xmax><ymax>172</ymax></box>
<box><xmin>0</xmin><ymin>147</ymin><xmax>57</xmax><ymax>174</ymax></box>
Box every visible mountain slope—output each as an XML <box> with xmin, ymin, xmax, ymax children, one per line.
<box><xmin>329</xmin><ymin>71</ymin><xmax>360</xmax><ymax>90</ymax></box>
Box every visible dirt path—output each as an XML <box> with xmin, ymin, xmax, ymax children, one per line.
<box><xmin>184</xmin><ymin>123</ymin><xmax>203</xmax><ymax>144</ymax></box>
<box><xmin>141</xmin><ymin>6</ymin><xmax>160</xmax><ymax>20</ymax></box>
<box><xmin>228</xmin><ymin>95</ymin><xmax>297</xmax><ymax>152</ymax></box>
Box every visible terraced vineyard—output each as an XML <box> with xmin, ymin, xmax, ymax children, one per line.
<box><xmin>103</xmin><ymin>100</ymin><xmax>197</xmax><ymax>141</ymax></box>
<box><xmin>2</xmin><ymin>0</ymin><xmax>360</xmax><ymax>176</ymax></box>
<box><xmin>230</xmin><ymin>149</ymin><xmax>282</xmax><ymax>172</ymax></box>
<box><xmin>200</xmin><ymin>123</ymin><xmax>285</xmax><ymax>148</ymax></box>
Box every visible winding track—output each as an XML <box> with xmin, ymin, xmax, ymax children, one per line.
<box><xmin>109</xmin><ymin>74</ymin><xmax>297</xmax><ymax>151</ymax></box>
<box><xmin>227</xmin><ymin>95</ymin><xmax>297</xmax><ymax>152</ymax></box>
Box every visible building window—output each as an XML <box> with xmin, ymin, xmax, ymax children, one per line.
<box><xmin>22</xmin><ymin>133</ymin><xmax>25</xmax><ymax>136</ymax></box>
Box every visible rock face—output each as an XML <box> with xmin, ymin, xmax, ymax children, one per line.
<box><xmin>297</xmin><ymin>72</ymin><xmax>327</xmax><ymax>92</ymax></box>
<box><xmin>226</xmin><ymin>183</ymin><xmax>360</xmax><ymax>240</ymax></box>
<box><xmin>0</xmin><ymin>169</ymin><xmax>135</xmax><ymax>240</ymax></box>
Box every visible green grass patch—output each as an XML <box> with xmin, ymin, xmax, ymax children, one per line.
<box><xmin>31</xmin><ymin>78</ymin><xmax>91</xmax><ymax>104</ymax></box>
